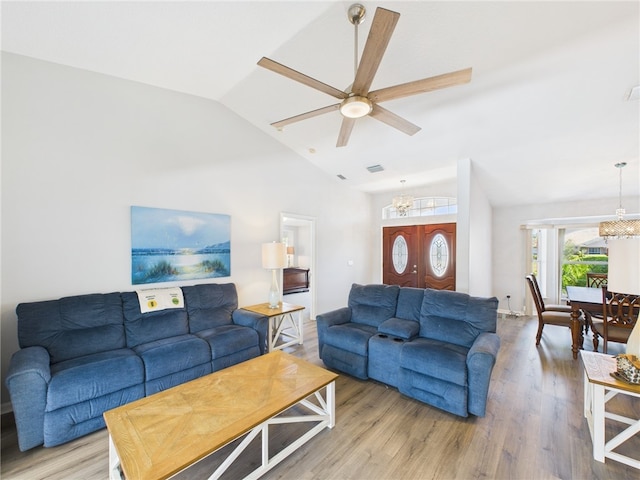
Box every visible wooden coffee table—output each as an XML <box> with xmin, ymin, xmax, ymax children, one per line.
<box><xmin>103</xmin><ymin>351</ymin><xmax>338</xmax><ymax>480</ymax></box>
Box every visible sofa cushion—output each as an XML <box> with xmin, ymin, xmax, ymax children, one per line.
<box><xmin>400</xmin><ymin>338</ymin><xmax>469</xmax><ymax>387</ymax></box>
<box><xmin>321</xmin><ymin>345</ymin><xmax>368</xmax><ymax>380</ymax></box>
<box><xmin>348</xmin><ymin>284</ymin><xmax>400</xmax><ymax>328</ymax></box>
<box><xmin>196</xmin><ymin>325</ymin><xmax>259</xmax><ymax>359</ymax></box>
<box><xmin>378</xmin><ymin>318</ymin><xmax>419</xmax><ymax>340</ymax></box>
<box><xmin>182</xmin><ymin>283</ymin><xmax>238</xmax><ymax>333</ymax></box>
<box><xmin>133</xmin><ymin>334</ymin><xmax>211</xmax><ymax>381</ymax></box>
<box><xmin>44</xmin><ymin>385</ymin><xmax>144</xmax><ymax>447</ymax></box>
<box><xmin>122</xmin><ymin>292</ymin><xmax>189</xmax><ymax>348</ymax></box>
<box><xmin>47</xmin><ymin>349</ymin><xmax>143</xmax><ymax>411</ymax></box>
<box><xmin>17</xmin><ymin>293</ymin><xmax>126</xmax><ymax>364</ymax></box>
<box><xmin>419</xmin><ymin>289</ymin><xmax>498</xmax><ymax>348</ymax></box>
<box><xmin>323</xmin><ymin>323</ymin><xmax>377</xmax><ymax>356</ymax></box>
<box><xmin>396</xmin><ymin>287</ymin><xmax>426</xmax><ymax>322</ymax></box>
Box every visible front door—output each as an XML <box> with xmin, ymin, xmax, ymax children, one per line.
<box><xmin>422</xmin><ymin>223</ymin><xmax>456</xmax><ymax>290</ymax></box>
<box><xmin>383</xmin><ymin>224</ymin><xmax>456</xmax><ymax>290</ymax></box>
<box><xmin>382</xmin><ymin>226</ymin><xmax>420</xmax><ymax>287</ymax></box>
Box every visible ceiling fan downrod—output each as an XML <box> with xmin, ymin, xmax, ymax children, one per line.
<box><xmin>347</xmin><ymin>4</ymin><xmax>366</xmax><ymax>79</ymax></box>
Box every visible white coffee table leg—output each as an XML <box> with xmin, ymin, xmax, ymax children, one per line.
<box><xmin>109</xmin><ymin>435</ymin><xmax>124</xmax><ymax>480</ymax></box>
<box><xmin>327</xmin><ymin>381</ymin><xmax>336</xmax><ymax>428</ymax></box>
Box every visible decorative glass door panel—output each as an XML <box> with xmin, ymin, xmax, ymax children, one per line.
<box><xmin>423</xmin><ymin>224</ymin><xmax>456</xmax><ymax>290</ymax></box>
<box><xmin>392</xmin><ymin>235</ymin><xmax>409</xmax><ymax>274</ymax></box>
<box><xmin>383</xmin><ymin>227</ymin><xmax>419</xmax><ymax>287</ymax></box>
<box><xmin>429</xmin><ymin>233</ymin><xmax>449</xmax><ymax>277</ymax></box>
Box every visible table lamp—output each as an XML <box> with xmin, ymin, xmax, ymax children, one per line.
<box><xmin>607</xmin><ymin>238</ymin><xmax>640</xmax><ymax>356</ymax></box>
<box><xmin>262</xmin><ymin>242</ymin><xmax>287</xmax><ymax>308</ymax></box>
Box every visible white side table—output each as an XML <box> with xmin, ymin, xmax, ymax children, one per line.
<box><xmin>241</xmin><ymin>302</ymin><xmax>305</xmax><ymax>352</ymax></box>
<box><xmin>581</xmin><ymin>350</ymin><xmax>640</xmax><ymax>469</ymax></box>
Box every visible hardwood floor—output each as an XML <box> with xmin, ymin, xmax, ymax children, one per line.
<box><xmin>2</xmin><ymin>315</ymin><xmax>639</xmax><ymax>479</ymax></box>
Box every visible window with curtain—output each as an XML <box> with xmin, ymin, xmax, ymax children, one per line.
<box><xmin>560</xmin><ymin>226</ymin><xmax>608</xmax><ymax>293</ymax></box>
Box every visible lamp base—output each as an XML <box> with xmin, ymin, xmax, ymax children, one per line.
<box><xmin>268</xmin><ymin>269</ymin><xmax>280</xmax><ymax>309</ymax></box>
<box><xmin>626</xmin><ymin>320</ymin><xmax>640</xmax><ymax>357</ymax></box>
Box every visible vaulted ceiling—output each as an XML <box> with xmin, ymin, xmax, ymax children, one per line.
<box><xmin>2</xmin><ymin>1</ymin><xmax>639</xmax><ymax>207</ymax></box>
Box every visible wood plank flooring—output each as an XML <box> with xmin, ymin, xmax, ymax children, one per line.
<box><xmin>2</xmin><ymin>315</ymin><xmax>639</xmax><ymax>479</ymax></box>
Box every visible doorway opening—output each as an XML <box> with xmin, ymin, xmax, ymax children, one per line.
<box><xmin>280</xmin><ymin>213</ymin><xmax>316</xmax><ymax>321</ymax></box>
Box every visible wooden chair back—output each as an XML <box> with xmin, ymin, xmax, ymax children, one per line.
<box><xmin>587</xmin><ymin>273</ymin><xmax>608</xmax><ymax>288</ymax></box>
<box><xmin>600</xmin><ymin>288</ymin><xmax>640</xmax><ymax>352</ymax></box>
<box><xmin>525</xmin><ymin>274</ymin><xmax>545</xmax><ymax>316</ymax></box>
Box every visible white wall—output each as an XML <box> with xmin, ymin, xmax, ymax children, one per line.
<box><xmin>0</xmin><ymin>53</ymin><xmax>375</xmax><ymax>406</ymax></box>
<box><xmin>455</xmin><ymin>158</ymin><xmax>493</xmax><ymax>297</ymax></box>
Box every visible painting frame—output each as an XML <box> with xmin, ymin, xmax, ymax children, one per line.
<box><xmin>131</xmin><ymin>206</ymin><xmax>231</xmax><ymax>285</ymax></box>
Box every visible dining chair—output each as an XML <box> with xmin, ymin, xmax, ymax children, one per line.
<box><xmin>586</xmin><ymin>273</ymin><xmax>608</xmax><ymax>288</ymax></box>
<box><xmin>525</xmin><ymin>274</ymin><xmax>578</xmax><ymax>346</ymax></box>
<box><xmin>527</xmin><ymin>273</ymin><xmax>572</xmax><ymax>313</ymax></box>
<box><xmin>591</xmin><ymin>288</ymin><xmax>639</xmax><ymax>353</ymax></box>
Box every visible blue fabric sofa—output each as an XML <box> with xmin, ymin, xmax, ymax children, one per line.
<box><xmin>5</xmin><ymin>283</ymin><xmax>267</xmax><ymax>451</ymax></box>
<box><xmin>317</xmin><ymin>284</ymin><xmax>500</xmax><ymax>417</ymax></box>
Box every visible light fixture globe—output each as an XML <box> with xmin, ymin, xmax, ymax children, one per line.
<box><xmin>340</xmin><ymin>95</ymin><xmax>373</xmax><ymax>119</ymax></box>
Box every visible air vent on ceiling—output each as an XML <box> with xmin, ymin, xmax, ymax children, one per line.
<box><xmin>367</xmin><ymin>164</ymin><xmax>385</xmax><ymax>173</ymax></box>
<box><xmin>337</xmin><ymin>174</ymin><xmax>347</xmax><ymax>180</ymax></box>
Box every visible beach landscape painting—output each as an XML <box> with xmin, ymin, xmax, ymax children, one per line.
<box><xmin>131</xmin><ymin>206</ymin><xmax>230</xmax><ymax>285</ymax></box>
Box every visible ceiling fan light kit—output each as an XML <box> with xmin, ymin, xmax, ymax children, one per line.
<box><xmin>257</xmin><ymin>3</ymin><xmax>472</xmax><ymax>147</ymax></box>
<box><xmin>340</xmin><ymin>95</ymin><xmax>373</xmax><ymax>118</ymax></box>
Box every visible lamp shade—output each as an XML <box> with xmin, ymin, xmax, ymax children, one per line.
<box><xmin>262</xmin><ymin>242</ymin><xmax>287</xmax><ymax>269</ymax></box>
<box><xmin>607</xmin><ymin>238</ymin><xmax>640</xmax><ymax>295</ymax></box>
<box><xmin>286</xmin><ymin>246</ymin><xmax>295</xmax><ymax>255</ymax></box>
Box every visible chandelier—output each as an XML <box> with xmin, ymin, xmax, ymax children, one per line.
<box><xmin>599</xmin><ymin>162</ymin><xmax>640</xmax><ymax>239</ymax></box>
<box><xmin>392</xmin><ymin>180</ymin><xmax>414</xmax><ymax>216</ymax></box>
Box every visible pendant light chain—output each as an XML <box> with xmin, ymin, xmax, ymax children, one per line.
<box><xmin>616</xmin><ymin>162</ymin><xmax>626</xmax><ymax>219</ymax></box>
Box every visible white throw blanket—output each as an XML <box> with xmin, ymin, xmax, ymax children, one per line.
<box><xmin>136</xmin><ymin>287</ymin><xmax>184</xmax><ymax>314</ymax></box>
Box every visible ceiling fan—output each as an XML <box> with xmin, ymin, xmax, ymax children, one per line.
<box><xmin>257</xmin><ymin>3</ymin><xmax>472</xmax><ymax>148</ymax></box>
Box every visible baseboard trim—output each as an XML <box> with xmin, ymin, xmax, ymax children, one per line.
<box><xmin>1</xmin><ymin>410</ymin><xmax>15</xmax><ymax>429</ymax></box>
<box><xmin>1</xmin><ymin>401</ymin><xmax>13</xmax><ymax>416</ymax></box>
<box><xmin>498</xmin><ymin>308</ymin><xmax>525</xmax><ymax>317</ymax></box>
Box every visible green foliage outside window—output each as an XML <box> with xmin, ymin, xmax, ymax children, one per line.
<box><xmin>561</xmin><ymin>251</ymin><xmax>608</xmax><ymax>288</ymax></box>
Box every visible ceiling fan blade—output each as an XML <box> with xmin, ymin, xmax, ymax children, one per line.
<box><xmin>370</xmin><ymin>104</ymin><xmax>421</xmax><ymax>136</ymax></box>
<box><xmin>258</xmin><ymin>57</ymin><xmax>348</xmax><ymax>100</ymax></box>
<box><xmin>336</xmin><ymin>117</ymin><xmax>357</xmax><ymax>147</ymax></box>
<box><xmin>271</xmin><ymin>104</ymin><xmax>341</xmax><ymax>129</ymax></box>
<box><xmin>368</xmin><ymin>68</ymin><xmax>472</xmax><ymax>103</ymax></box>
<box><xmin>351</xmin><ymin>8</ymin><xmax>400</xmax><ymax>96</ymax></box>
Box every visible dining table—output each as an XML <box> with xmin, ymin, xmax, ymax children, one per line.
<box><xmin>566</xmin><ymin>286</ymin><xmax>604</xmax><ymax>359</ymax></box>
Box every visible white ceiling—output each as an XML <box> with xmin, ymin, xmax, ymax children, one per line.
<box><xmin>2</xmin><ymin>1</ymin><xmax>639</xmax><ymax>207</ymax></box>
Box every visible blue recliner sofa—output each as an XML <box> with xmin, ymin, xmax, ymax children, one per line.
<box><xmin>5</xmin><ymin>283</ymin><xmax>267</xmax><ymax>451</ymax></box>
<box><xmin>317</xmin><ymin>284</ymin><xmax>500</xmax><ymax>417</ymax></box>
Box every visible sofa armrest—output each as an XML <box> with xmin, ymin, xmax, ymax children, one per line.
<box><xmin>232</xmin><ymin>309</ymin><xmax>269</xmax><ymax>355</ymax></box>
<box><xmin>317</xmin><ymin>307</ymin><xmax>352</xmax><ymax>327</ymax></box>
<box><xmin>316</xmin><ymin>307</ymin><xmax>352</xmax><ymax>354</ymax></box>
<box><xmin>5</xmin><ymin>346</ymin><xmax>51</xmax><ymax>451</ymax></box>
<box><xmin>378</xmin><ymin>318</ymin><xmax>419</xmax><ymax>341</ymax></box>
<box><xmin>466</xmin><ymin>332</ymin><xmax>500</xmax><ymax>417</ymax></box>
